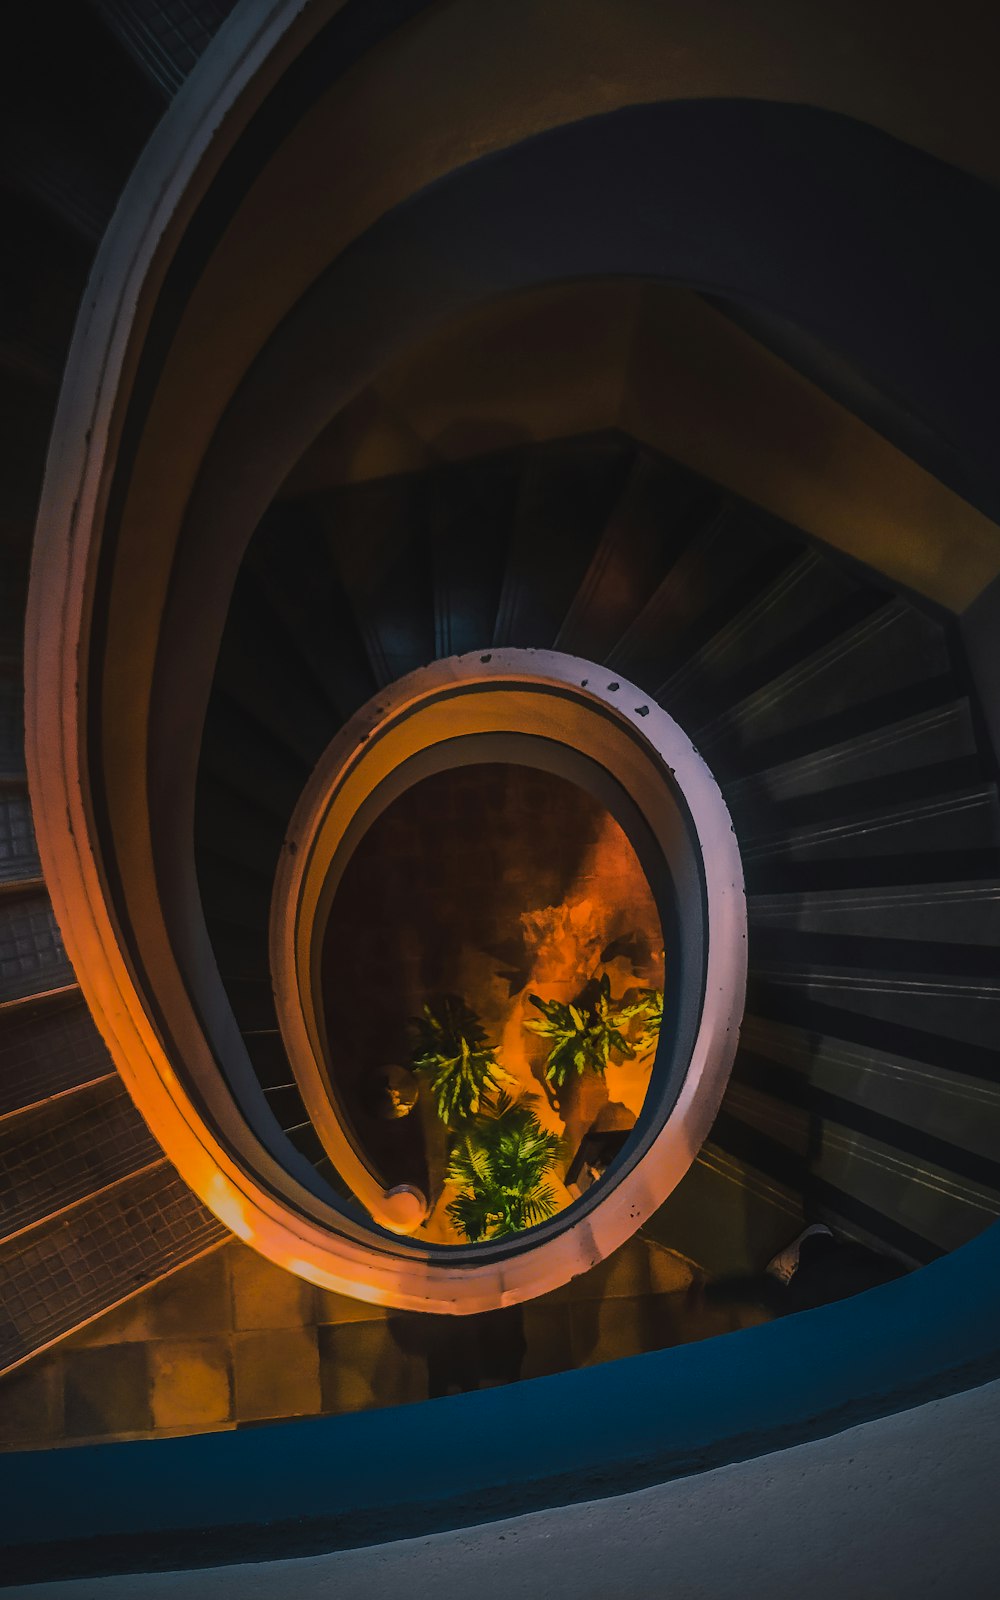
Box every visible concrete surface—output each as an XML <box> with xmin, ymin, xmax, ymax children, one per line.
<box><xmin>0</xmin><ymin>1235</ymin><xmax>710</xmax><ymax>1451</ymax></box>
<box><xmin>9</xmin><ymin>1375</ymin><xmax>999</xmax><ymax>1598</ymax></box>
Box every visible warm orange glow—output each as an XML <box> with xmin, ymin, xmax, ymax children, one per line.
<box><xmin>363</xmin><ymin>801</ymin><xmax>665</xmax><ymax>1245</ymax></box>
<box><xmin>206</xmin><ymin>1174</ymin><xmax>255</xmax><ymax>1243</ymax></box>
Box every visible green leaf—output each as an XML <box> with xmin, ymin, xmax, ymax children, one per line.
<box><xmin>408</xmin><ymin>997</ymin><xmax>506</xmax><ymax>1127</ymax></box>
<box><xmin>443</xmin><ymin>1094</ymin><xmax>563</xmax><ymax>1243</ymax></box>
<box><xmin>524</xmin><ymin>973</ymin><xmax>664</xmax><ymax>1083</ymax></box>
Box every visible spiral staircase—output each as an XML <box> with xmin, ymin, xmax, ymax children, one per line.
<box><xmin>2</xmin><ymin>1</ymin><xmax>1000</xmax><ymax>1590</ymax></box>
<box><xmin>2</xmin><ymin>2</ymin><xmax>1000</xmax><ymax>1371</ymax></box>
<box><xmin>194</xmin><ymin>427</ymin><xmax>1000</xmax><ymax>1279</ymax></box>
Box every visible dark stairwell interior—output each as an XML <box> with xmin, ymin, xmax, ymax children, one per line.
<box><xmin>194</xmin><ymin>430</ymin><xmax>1000</xmax><ymax>1290</ymax></box>
<box><xmin>1</xmin><ymin>0</ymin><xmax>999</xmax><ymax>1460</ymax></box>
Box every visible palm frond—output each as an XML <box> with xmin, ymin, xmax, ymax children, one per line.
<box><xmin>444</xmin><ymin>1094</ymin><xmax>563</xmax><ymax>1244</ymax></box>
<box><xmin>519</xmin><ymin>1184</ymin><xmax>558</xmax><ymax>1227</ymax></box>
<box><xmin>446</xmin><ymin>1130</ymin><xmax>494</xmax><ymax>1189</ymax></box>
<box><xmin>446</xmin><ymin>1190</ymin><xmax>496</xmax><ymax>1243</ymax></box>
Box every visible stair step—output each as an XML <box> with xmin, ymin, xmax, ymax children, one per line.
<box><xmin>0</xmin><ymin>1078</ymin><xmax>160</xmax><ymax>1245</ymax></box>
<box><xmin>262</xmin><ymin>1082</ymin><xmax>313</xmax><ymax>1133</ymax></box>
<box><xmin>493</xmin><ymin>437</ymin><xmax>633</xmax><ymax>648</ymax></box>
<box><xmin>694</xmin><ymin>600</ymin><xmax>950</xmax><ymax>760</ymax></box>
<box><xmin>0</xmin><ymin>791</ymin><xmax>40</xmax><ymax>885</ymax></box>
<box><xmin>0</xmin><ymin>1164</ymin><xmax>226</xmax><ymax>1375</ymax></box>
<box><xmin>659</xmin><ymin>550</ymin><xmax>869</xmax><ymax>723</ymax></box>
<box><xmin>707</xmin><ymin>1107</ymin><xmax>939</xmax><ymax>1264</ymax></box>
<box><xmin>242</xmin><ymin>1030</ymin><xmax>298</xmax><ymax>1093</ymax></box>
<box><xmin>724</xmin><ymin>697</ymin><xmax>979</xmax><ymax>824</ymax></box>
<box><xmin>322</xmin><ymin>477</ymin><xmax>436</xmax><ymax>686</ymax></box>
<box><xmin>285</xmin><ymin>1121</ymin><xmax>329</xmax><ymax>1169</ymax></box>
<box><xmin>0</xmin><ymin>894</ymin><xmax>74</xmax><ymax>1005</ymax></box>
<box><xmin>741</xmin><ymin>782</ymin><xmax>1000</xmax><ymax>866</ymax></box>
<box><xmin>748</xmin><ymin>880</ymin><xmax>1000</xmax><ymax>944</ymax></box>
<box><xmin>2</xmin><ymin>3</ymin><xmax>161</xmax><ymax>244</ymax></box>
<box><xmin>430</xmin><ymin>457</ymin><xmax>518</xmax><ymax>657</ymax></box>
<box><xmin>554</xmin><ymin>453</ymin><xmax>708</xmax><ymax>661</ymax></box>
<box><xmin>718</xmin><ymin>1081</ymin><xmax>999</xmax><ymax>1257</ymax></box>
<box><xmin>749</xmin><ymin>927</ymin><xmax>1000</xmax><ymax>983</ymax></box>
<box><xmin>606</xmin><ymin>503</ymin><xmax>797</xmax><ymax>688</ymax></box>
<box><xmin>0</xmin><ymin>994</ymin><xmax>113</xmax><ymax>1120</ymax></box>
<box><xmin>643</xmin><ymin>1138</ymin><xmax>805</xmax><ymax>1278</ymax></box>
<box><xmin>92</xmin><ymin>0</ymin><xmax>238</xmax><ymax>98</ymax></box>
<box><xmin>749</xmin><ymin>959</ymin><xmax>1000</xmax><ymax>1055</ymax></box>
<box><xmin>737</xmin><ymin>1011</ymin><xmax>1000</xmax><ymax>1166</ymax></box>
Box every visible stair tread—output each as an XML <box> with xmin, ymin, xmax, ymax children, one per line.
<box><xmin>748</xmin><ymin>879</ymin><xmax>1000</xmax><ymax>945</ymax></box>
<box><xmin>606</xmin><ymin>502</ymin><xmax>796</xmax><ymax>685</ymax></box>
<box><xmin>741</xmin><ymin>780</ymin><xmax>1000</xmax><ymax>863</ymax></box>
<box><xmin>0</xmin><ymin>1077</ymin><xmax>161</xmax><ymax>1244</ymax></box>
<box><xmin>493</xmin><ymin>437</ymin><xmax>633</xmax><ymax>648</ymax></box>
<box><xmin>0</xmin><ymin>1164</ymin><xmax>225</xmax><ymax>1375</ymax></box>
<box><xmin>659</xmin><ymin>549</ymin><xmax>868</xmax><ymax>719</ymax></box>
<box><xmin>554</xmin><ymin>451</ymin><xmax>708</xmax><ymax>661</ymax></box>
<box><xmin>694</xmin><ymin>600</ymin><xmax>950</xmax><ymax>757</ymax></box>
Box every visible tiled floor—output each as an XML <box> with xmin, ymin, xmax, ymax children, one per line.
<box><xmin>0</xmin><ymin>1233</ymin><xmax>761</xmax><ymax>1451</ymax></box>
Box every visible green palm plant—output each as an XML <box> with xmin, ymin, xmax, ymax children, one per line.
<box><xmin>632</xmin><ymin>986</ymin><xmax>664</xmax><ymax>1059</ymax></box>
<box><xmin>445</xmin><ymin>1093</ymin><xmax>563</xmax><ymax>1242</ymax></box>
<box><xmin>409</xmin><ymin>996</ymin><xmax>511</xmax><ymax>1126</ymax></box>
<box><xmin>525</xmin><ymin>972</ymin><xmax>661</xmax><ymax>1090</ymax></box>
